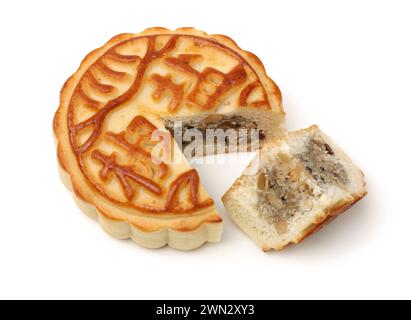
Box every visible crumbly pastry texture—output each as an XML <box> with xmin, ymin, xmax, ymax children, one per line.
<box><xmin>54</xmin><ymin>27</ymin><xmax>285</xmax><ymax>250</ymax></box>
<box><xmin>222</xmin><ymin>125</ymin><xmax>367</xmax><ymax>251</ymax></box>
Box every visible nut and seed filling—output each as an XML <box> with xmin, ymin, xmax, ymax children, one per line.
<box><xmin>164</xmin><ymin>115</ymin><xmax>264</xmax><ymax>150</ymax></box>
<box><xmin>256</xmin><ymin>154</ymin><xmax>312</xmax><ymax>234</ymax></box>
<box><xmin>256</xmin><ymin>139</ymin><xmax>349</xmax><ymax>234</ymax></box>
<box><xmin>298</xmin><ymin>138</ymin><xmax>349</xmax><ymax>188</ymax></box>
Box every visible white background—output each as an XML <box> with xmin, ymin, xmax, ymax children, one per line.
<box><xmin>0</xmin><ymin>0</ymin><xmax>410</xmax><ymax>300</ymax></box>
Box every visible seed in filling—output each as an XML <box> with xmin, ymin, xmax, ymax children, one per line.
<box><xmin>298</xmin><ymin>138</ymin><xmax>349</xmax><ymax>187</ymax></box>
<box><xmin>164</xmin><ymin>114</ymin><xmax>265</xmax><ymax>151</ymax></box>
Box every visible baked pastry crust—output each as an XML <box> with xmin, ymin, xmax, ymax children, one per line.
<box><xmin>53</xmin><ymin>27</ymin><xmax>284</xmax><ymax>250</ymax></box>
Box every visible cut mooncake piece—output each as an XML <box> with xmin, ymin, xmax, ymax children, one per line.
<box><xmin>222</xmin><ymin>125</ymin><xmax>367</xmax><ymax>251</ymax></box>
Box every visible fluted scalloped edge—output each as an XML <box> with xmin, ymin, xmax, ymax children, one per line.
<box><xmin>57</xmin><ymin>161</ymin><xmax>223</xmax><ymax>251</ymax></box>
